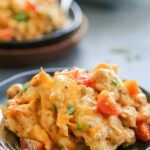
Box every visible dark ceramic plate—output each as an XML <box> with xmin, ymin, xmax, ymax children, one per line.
<box><xmin>0</xmin><ymin>68</ymin><xmax>150</xmax><ymax>150</ymax></box>
<box><xmin>0</xmin><ymin>1</ymin><xmax>82</xmax><ymax>49</ymax></box>
<box><xmin>78</xmin><ymin>0</ymin><xmax>131</xmax><ymax>7</ymax></box>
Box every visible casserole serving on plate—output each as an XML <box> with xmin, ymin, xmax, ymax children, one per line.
<box><xmin>0</xmin><ymin>63</ymin><xmax>150</xmax><ymax>150</ymax></box>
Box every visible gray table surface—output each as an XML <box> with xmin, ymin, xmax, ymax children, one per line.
<box><xmin>0</xmin><ymin>0</ymin><xmax>150</xmax><ymax>91</ymax></box>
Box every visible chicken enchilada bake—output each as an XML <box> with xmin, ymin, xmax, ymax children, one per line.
<box><xmin>1</xmin><ymin>63</ymin><xmax>150</xmax><ymax>150</ymax></box>
<box><xmin>0</xmin><ymin>0</ymin><xmax>66</xmax><ymax>41</ymax></box>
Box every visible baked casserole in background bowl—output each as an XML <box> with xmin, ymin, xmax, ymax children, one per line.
<box><xmin>0</xmin><ymin>0</ymin><xmax>88</xmax><ymax>67</ymax></box>
<box><xmin>0</xmin><ymin>0</ymin><xmax>83</xmax><ymax>49</ymax></box>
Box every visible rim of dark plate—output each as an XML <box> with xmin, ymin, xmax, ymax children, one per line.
<box><xmin>0</xmin><ymin>1</ymin><xmax>82</xmax><ymax>49</ymax></box>
<box><xmin>0</xmin><ymin>68</ymin><xmax>149</xmax><ymax>99</ymax></box>
<box><xmin>0</xmin><ymin>68</ymin><xmax>68</xmax><ymax>87</ymax></box>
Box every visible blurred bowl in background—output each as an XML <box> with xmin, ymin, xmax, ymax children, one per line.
<box><xmin>0</xmin><ymin>1</ymin><xmax>88</xmax><ymax>67</ymax></box>
<box><xmin>0</xmin><ymin>1</ymin><xmax>82</xmax><ymax>49</ymax></box>
<box><xmin>78</xmin><ymin>0</ymin><xmax>131</xmax><ymax>7</ymax></box>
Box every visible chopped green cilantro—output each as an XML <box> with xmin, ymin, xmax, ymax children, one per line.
<box><xmin>110</xmin><ymin>48</ymin><xmax>142</xmax><ymax>62</ymax></box>
<box><xmin>105</xmin><ymin>112</ymin><xmax>110</xmax><ymax>116</ymax></box>
<box><xmin>135</xmin><ymin>54</ymin><xmax>141</xmax><ymax>60</ymax></box>
<box><xmin>110</xmin><ymin>48</ymin><xmax>130</xmax><ymax>55</ymax></box>
<box><xmin>14</xmin><ymin>12</ymin><xmax>26</xmax><ymax>22</ymax></box>
<box><xmin>86</xmin><ymin>124</ymin><xmax>92</xmax><ymax>129</ymax></box>
<box><xmin>122</xmin><ymin>79</ymin><xmax>126</xmax><ymax>82</ymax></box>
<box><xmin>122</xmin><ymin>144</ymin><xmax>127</xmax><ymax>148</ymax></box>
<box><xmin>112</xmin><ymin>77</ymin><xmax>119</xmax><ymax>86</ymax></box>
<box><xmin>77</xmin><ymin>122</ymin><xmax>82</xmax><ymax>130</ymax></box>
<box><xmin>55</xmin><ymin>106</ymin><xmax>58</xmax><ymax>113</ymax></box>
<box><xmin>66</xmin><ymin>104</ymin><xmax>75</xmax><ymax>115</ymax></box>
<box><xmin>19</xmin><ymin>82</ymin><xmax>29</xmax><ymax>96</ymax></box>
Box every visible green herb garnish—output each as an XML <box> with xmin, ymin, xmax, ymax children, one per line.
<box><xmin>112</xmin><ymin>77</ymin><xmax>119</xmax><ymax>86</ymax></box>
<box><xmin>110</xmin><ymin>48</ymin><xmax>142</xmax><ymax>62</ymax></box>
<box><xmin>55</xmin><ymin>106</ymin><xmax>58</xmax><ymax>113</ymax></box>
<box><xmin>110</xmin><ymin>48</ymin><xmax>130</xmax><ymax>55</ymax></box>
<box><xmin>77</xmin><ymin>122</ymin><xmax>82</xmax><ymax>130</ymax></box>
<box><xmin>105</xmin><ymin>112</ymin><xmax>110</xmax><ymax>116</ymax></box>
<box><xmin>86</xmin><ymin>124</ymin><xmax>92</xmax><ymax>129</ymax></box>
<box><xmin>135</xmin><ymin>54</ymin><xmax>141</xmax><ymax>60</ymax></box>
<box><xmin>122</xmin><ymin>144</ymin><xmax>127</xmax><ymax>148</ymax></box>
<box><xmin>127</xmin><ymin>55</ymin><xmax>132</xmax><ymax>62</ymax></box>
<box><xmin>122</xmin><ymin>79</ymin><xmax>126</xmax><ymax>82</ymax></box>
<box><xmin>132</xmin><ymin>148</ymin><xmax>138</xmax><ymax>150</ymax></box>
<box><xmin>66</xmin><ymin>104</ymin><xmax>75</xmax><ymax>115</ymax></box>
<box><xmin>19</xmin><ymin>82</ymin><xmax>29</xmax><ymax>96</ymax></box>
<box><xmin>14</xmin><ymin>11</ymin><xmax>26</xmax><ymax>22</ymax></box>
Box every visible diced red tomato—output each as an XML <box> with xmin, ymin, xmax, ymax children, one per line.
<box><xmin>135</xmin><ymin>118</ymin><xmax>150</xmax><ymax>142</ymax></box>
<box><xmin>80</xmin><ymin>76</ymin><xmax>91</xmax><ymax>87</ymax></box>
<box><xmin>20</xmin><ymin>138</ymin><xmax>44</xmax><ymax>150</ymax></box>
<box><xmin>136</xmin><ymin>116</ymin><xmax>145</xmax><ymax>125</ymax></box>
<box><xmin>124</xmin><ymin>80</ymin><xmax>139</xmax><ymax>95</ymax></box>
<box><xmin>70</xmin><ymin>67</ymin><xmax>92</xmax><ymax>87</ymax></box>
<box><xmin>0</xmin><ymin>29</ymin><xmax>13</xmax><ymax>41</ymax></box>
<box><xmin>97</xmin><ymin>90</ymin><xmax>122</xmax><ymax>116</ymax></box>
<box><xmin>26</xmin><ymin>0</ymin><xmax>36</xmax><ymax>11</ymax></box>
